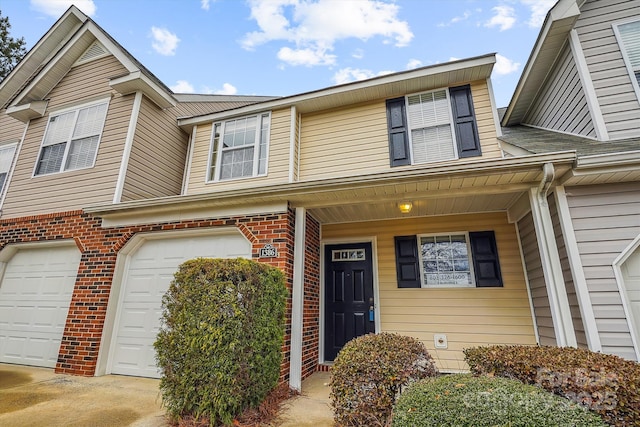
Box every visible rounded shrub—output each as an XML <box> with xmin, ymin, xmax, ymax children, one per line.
<box><xmin>392</xmin><ymin>374</ymin><xmax>607</xmax><ymax>427</ymax></box>
<box><xmin>154</xmin><ymin>258</ymin><xmax>288</xmax><ymax>426</ymax></box>
<box><xmin>330</xmin><ymin>332</ymin><xmax>438</xmax><ymax>426</ymax></box>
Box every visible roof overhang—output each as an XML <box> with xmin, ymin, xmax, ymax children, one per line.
<box><xmin>85</xmin><ymin>151</ymin><xmax>575</xmax><ymax>226</ymax></box>
<box><xmin>561</xmin><ymin>150</ymin><xmax>640</xmax><ymax>186</ymax></box>
<box><xmin>178</xmin><ymin>54</ymin><xmax>496</xmax><ymax>130</ymax></box>
<box><xmin>502</xmin><ymin>0</ymin><xmax>582</xmax><ymax>126</ymax></box>
<box><xmin>109</xmin><ymin>71</ymin><xmax>176</xmax><ymax>109</ymax></box>
<box><xmin>6</xmin><ymin>100</ymin><xmax>48</xmax><ymax>123</ymax></box>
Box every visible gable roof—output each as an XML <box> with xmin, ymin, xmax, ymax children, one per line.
<box><xmin>502</xmin><ymin>0</ymin><xmax>584</xmax><ymax>126</ymax></box>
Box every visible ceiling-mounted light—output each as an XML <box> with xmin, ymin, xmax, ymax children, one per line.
<box><xmin>398</xmin><ymin>201</ymin><xmax>413</xmax><ymax>214</ymax></box>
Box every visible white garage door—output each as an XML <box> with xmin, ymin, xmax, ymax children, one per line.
<box><xmin>110</xmin><ymin>232</ymin><xmax>251</xmax><ymax>377</ymax></box>
<box><xmin>0</xmin><ymin>244</ymin><xmax>81</xmax><ymax>368</ymax></box>
<box><xmin>622</xmin><ymin>246</ymin><xmax>640</xmax><ymax>352</ymax></box>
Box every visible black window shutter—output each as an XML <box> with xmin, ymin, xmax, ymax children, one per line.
<box><xmin>469</xmin><ymin>231</ymin><xmax>503</xmax><ymax>287</ymax></box>
<box><xmin>394</xmin><ymin>235</ymin><xmax>421</xmax><ymax>288</ymax></box>
<box><xmin>449</xmin><ymin>85</ymin><xmax>481</xmax><ymax>158</ymax></box>
<box><xmin>386</xmin><ymin>97</ymin><xmax>411</xmax><ymax>167</ymax></box>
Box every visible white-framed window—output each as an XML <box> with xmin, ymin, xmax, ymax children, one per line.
<box><xmin>614</xmin><ymin>19</ymin><xmax>640</xmax><ymax>97</ymax></box>
<box><xmin>406</xmin><ymin>89</ymin><xmax>457</xmax><ymax>164</ymax></box>
<box><xmin>0</xmin><ymin>142</ymin><xmax>17</xmax><ymax>194</ymax></box>
<box><xmin>34</xmin><ymin>99</ymin><xmax>109</xmax><ymax>176</ymax></box>
<box><xmin>208</xmin><ymin>112</ymin><xmax>270</xmax><ymax>182</ymax></box>
<box><xmin>417</xmin><ymin>232</ymin><xmax>474</xmax><ymax>288</ymax></box>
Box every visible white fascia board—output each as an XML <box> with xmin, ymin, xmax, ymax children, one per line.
<box><xmin>178</xmin><ymin>54</ymin><xmax>496</xmax><ymax>128</ymax></box>
<box><xmin>109</xmin><ymin>71</ymin><xmax>176</xmax><ymax>109</ymax></box>
<box><xmin>576</xmin><ymin>150</ymin><xmax>640</xmax><ymax>169</ymax></box>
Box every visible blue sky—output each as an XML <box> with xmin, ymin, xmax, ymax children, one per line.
<box><xmin>2</xmin><ymin>0</ymin><xmax>556</xmax><ymax>107</ymax></box>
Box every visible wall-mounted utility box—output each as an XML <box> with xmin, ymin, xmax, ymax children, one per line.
<box><xmin>434</xmin><ymin>334</ymin><xmax>448</xmax><ymax>349</ymax></box>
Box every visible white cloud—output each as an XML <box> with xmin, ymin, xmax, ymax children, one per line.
<box><xmin>277</xmin><ymin>46</ymin><xmax>336</xmax><ymax>66</ymax></box>
<box><xmin>242</xmin><ymin>0</ymin><xmax>413</xmax><ymax>67</ymax></box>
<box><xmin>520</xmin><ymin>0</ymin><xmax>555</xmax><ymax>28</ymax></box>
<box><xmin>484</xmin><ymin>5</ymin><xmax>516</xmax><ymax>31</ymax></box>
<box><xmin>214</xmin><ymin>83</ymin><xmax>238</xmax><ymax>95</ymax></box>
<box><xmin>150</xmin><ymin>27</ymin><xmax>180</xmax><ymax>56</ymax></box>
<box><xmin>352</xmin><ymin>49</ymin><xmax>364</xmax><ymax>59</ymax></box>
<box><xmin>438</xmin><ymin>10</ymin><xmax>472</xmax><ymax>27</ymax></box>
<box><xmin>406</xmin><ymin>59</ymin><xmax>422</xmax><ymax>69</ymax></box>
<box><xmin>30</xmin><ymin>0</ymin><xmax>96</xmax><ymax>17</ymax></box>
<box><xmin>448</xmin><ymin>56</ymin><xmax>461</xmax><ymax>62</ymax></box>
<box><xmin>201</xmin><ymin>0</ymin><xmax>211</xmax><ymax>11</ymax></box>
<box><xmin>170</xmin><ymin>80</ymin><xmax>195</xmax><ymax>93</ymax></box>
<box><xmin>493</xmin><ymin>53</ymin><xmax>520</xmax><ymax>75</ymax></box>
<box><xmin>333</xmin><ymin>67</ymin><xmax>394</xmax><ymax>85</ymax></box>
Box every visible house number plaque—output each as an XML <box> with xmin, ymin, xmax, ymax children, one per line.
<box><xmin>259</xmin><ymin>244</ymin><xmax>278</xmax><ymax>258</ymax></box>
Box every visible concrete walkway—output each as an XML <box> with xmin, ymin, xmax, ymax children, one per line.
<box><xmin>0</xmin><ymin>363</ymin><xmax>167</xmax><ymax>427</ymax></box>
<box><xmin>275</xmin><ymin>371</ymin><xmax>334</xmax><ymax>427</ymax></box>
<box><xmin>0</xmin><ymin>363</ymin><xmax>333</xmax><ymax>426</ymax></box>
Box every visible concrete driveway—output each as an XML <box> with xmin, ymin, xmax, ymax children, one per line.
<box><xmin>0</xmin><ymin>363</ymin><xmax>168</xmax><ymax>427</ymax></box>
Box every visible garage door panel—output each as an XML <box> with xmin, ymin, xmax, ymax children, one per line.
<box><xmin>0</xmin><ymin>245</ymin><xmax>81</xmax><ymax>368</ymax></box>
<box><xmin>111</xmin><ymin>232</ymin><xmax>252</xmax><ymax>377</ymax></box>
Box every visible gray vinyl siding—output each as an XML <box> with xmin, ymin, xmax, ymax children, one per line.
<box><xmin>0</xmin><ymin>55</ymin><xmax>131</xmax><ymax>218</ymax></box>
<box><xmin>121</xmin><ymin>96</ymin><xmax>188</xmax><ymax>201</ymax></box>
<box><xmin>517</xmin><ymin>212</ymin><xmax>556</xmax><ymax>346</ymax></box>
<box><xmin>548</xmin><ymin>194</ymin><xmax>589</xmax><ymax>349</ymax></box>
<box><xmin>575</xmin><ymin>0</ymin><xmax>640</xmax><ymax>140</ymax></box>
<box><xmin>565</xmin><ymin>182</ymin><xmax>639</xmax><ymax>360</ymax></box>
<box><xmin>524</xmin><ymin>43</ymin><xmax>596</xmax><ymax>138</ymax></box>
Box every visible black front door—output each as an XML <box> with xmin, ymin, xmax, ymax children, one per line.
<box><xmin>324</xmin><ymin>242</ymin><xmax>375</xmax><ymax>361</ymax></box>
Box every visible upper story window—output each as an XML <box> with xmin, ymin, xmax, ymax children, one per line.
<box><xmin>34</xmin><ymin>99</ymin><xmax>109</xmax><ymax>176</ymax></box>
<box><xmin>614</xmin><ymin>19</ymin><xmax>640</xmax><ymax>91</ymax></box>
<box><xmin>0</xmin><ymin>143</ymin><xmax>17</xmax><ymax>194</ymax></box>
<box><xmin>208</xmin><ymin>113</ymin><xmax>270</xmax><ymax>182</ymax></box>
<box><xmin>386</xmin><ymin>85</ymin><xmax>481</xmax><ymax>167</ymax></box>
<box><xmin>394</xmin><ymin>231</ymin><xmax>503</xmax><ymax>289</ymax></box>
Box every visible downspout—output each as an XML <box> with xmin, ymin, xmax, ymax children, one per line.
<box><xmin>529</xmin><ymin>162</ymin><xmax>577</xmax><ymax>347</ymax></box>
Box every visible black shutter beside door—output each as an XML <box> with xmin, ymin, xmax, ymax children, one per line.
<box><xmin>394</xmin><ymin>235</ymin><xmax>421</xmax><ymax>288</ymax></box>
<box><xmin>386</xmin><ymin>97</ymin><xmax>411</xmax><ymax>167</ymax></box>
<box><xmin>469</xmin><ymin>231</ymin><xmax>503</xmax><ymax>287</ymax></box>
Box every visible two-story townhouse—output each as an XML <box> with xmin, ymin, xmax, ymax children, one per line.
<box><xmin>3</xmin><ymin>2</ymin><xmax>623</xmax><ymax>394</ymax></box>
<box><xmin>501</xmin><ymin>0</ymin><xmax>640</xmax><ymax>362</ymax></box>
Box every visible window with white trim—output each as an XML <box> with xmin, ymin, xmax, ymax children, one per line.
<box><xmin>0</xmin><ymin>143</ymin><xmax>17</xmax><ymax>194</ymax></box>
<box><xmin>418</xmin><ymin>233</ymin><xmax>474</xmax><ymax>287</ymax></box>
<box><xmin>615</xmin><ymin>20</ymin><xmax>640</xmax><ymax>88</ymax></box>
<box><xmin>34</xmin><ymin>100</ymin><xmax>108</xmax><ymax>176</ymax></box>
<box><xmin>208</xmin><ymin>113</ymin><xmax>270</xmax><ymax>181</ymax></box>
<box><xmin>407</xmin><ymin>90</ymin><xmax>457</xmax><ymax>163</ymax></box>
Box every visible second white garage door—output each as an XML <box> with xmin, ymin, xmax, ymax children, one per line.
<box><xmin>109</xmin><ymin>231</ymin><xmax>251</xmax><ymax>377</ymax></box>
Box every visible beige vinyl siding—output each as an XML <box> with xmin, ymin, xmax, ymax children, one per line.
<box><xmin>298</xmin><ymin>80</ymin><xmax>502</xmax><ymax>181</ymax></box>
<box><xmin>322</xmin><ymin>212</ymin><xmax>536</xmax><ymax>371</ymax></box>
<box><xmin>121</xmin><ymin>96</ymin><xmax>188</xmax><ymax>201</ymax></box>
<box><xmin>1</xmin><ymin>55</ymin><xmax>131</xmax><ymax>218</ymax></box>
<box><xmin>517</xmin><ymin>211</ymin><xmax>556</xmax><ymax>346</ymax></box>
<box><xmin>575</xmin><ymin>0</ymin><xmax>640</xmax><ymax>140</ymax></box>
<box><xmin>0</xmin><ymin>112</ymin><xmax>27</xmax><ymax>143</ymax></box>
<box><xmin>566</xmin><ymin>182</ymin><xmax>640</xmax><ymax>360</ymax></box>
<box><xmin>185</xmin><ymin>108</ymin><xmax>290</xmax><ymax>195</ymax></box>
<box><xmin>524</xmin><ymin>43</ymin><xmax>596</xmax><ymax>138</ymax></box>
<box><xmin>548</xmin><ymin>194</ymin><xmax>589</xmax><ymax>348</ymax></box>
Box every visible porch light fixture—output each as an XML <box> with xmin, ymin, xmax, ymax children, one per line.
<box><xmin>398</xmin><ymin>201</ymin><xmax>413</xmax><ymax>214</ymax></box>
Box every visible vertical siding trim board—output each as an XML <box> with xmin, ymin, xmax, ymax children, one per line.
<box><xmin>612</xmin><ymin>18</ymin><xmax>640</xmax><ymax>112</ymax></box>
<box><xmin>611</xmin><ymin>235</ymin><xmax>640</xmax><ymax>360</ymax></box>
<box><xmin>113</xmin><ymin>91</ymin><xmax>142</xmax><ymax>203</ymax></box>
<box><xmin>515</xmin><ymin>222</ymin><xmax>540</xmax><ymax>344</ymax></box>
<box><xmin>553</xmin><ymin>186</ymin><xmax>602</xmax><ymax>352</ymax></box>
<box><xmin>182</xmin><ymin>126</ymin><xmax>196</xmax><ymax>195</ymax></box>
<box><xmin>570</xmin><ymin>29</ymin><xmax>609</xmax><ymax>141</ymax></box>
<box><xmin>0</xmin><ymin>121</ymin><xmax>28</xmax><ymax>211</ymax></box>
<box><xmin>528</xmin><ymin>170</ymin><xmax>577</xmax><ymax>347</ymax></box>
<box><xmin>288</xmin><ymin>106</ymin><xmax>297</xmax><ymax>183</ymax></box>
<box><xmin>289</xmin><ymin>207</ymin><xmax>306</xmax><ymax>391</ymax></box>
<box><xmin>487</xmin><ymin>78</ymin><xmax>503</xmax><ymax>140</ymax></box>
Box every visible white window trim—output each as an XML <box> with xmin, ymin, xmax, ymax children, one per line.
<box><xmin>206</xmin><ymin>112</ymin><xmax>271</xmax><ymax>183</ymax></box>
<box><xmin>32</xmin><ymin>97</ymin><xmax>110</xmax><ymax>177</ymax></box>
<box><xmin>405</xmin><ymin>87</ymin><xmax>459</xmax><ymax>166</ymax></box>
<box><xmin>613</xmin><ymin>18</ymin><xmax>640</xmax><ymax>106</ymax></box>
<box><xmin>0</xmin><ymin>141</ymin><xmax>18</xmax><ymax>196</ymax></box>
<box><xmin>416</xmin><ymin>231</ymin><xmax>475</xmax><ymax>288</ymax></box>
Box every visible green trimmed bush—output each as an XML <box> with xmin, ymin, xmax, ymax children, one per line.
<box><xmin>464</xmin><ymin>345</ymin><xmax>640</xmax><ymax>426</ymax></box>
<box><xmin>154</xmin><ymin>258</ymin><xmax>288</xmax><ymax>426</ymax></box>
<box><xmin>330</xmin><ymin>333</ymin><xmax>438</xmax><ymax>426</ymax></box>
<box><xmin>392</xmin><ymin>374</ymin><xmax>607</xmax><ymax>427</ymax></box>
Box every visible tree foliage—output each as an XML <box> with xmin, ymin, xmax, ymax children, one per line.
<box><xmin>0</xmin><ymin>10</ymin><xmax>27</xmax><ymax>81</ymax></box>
